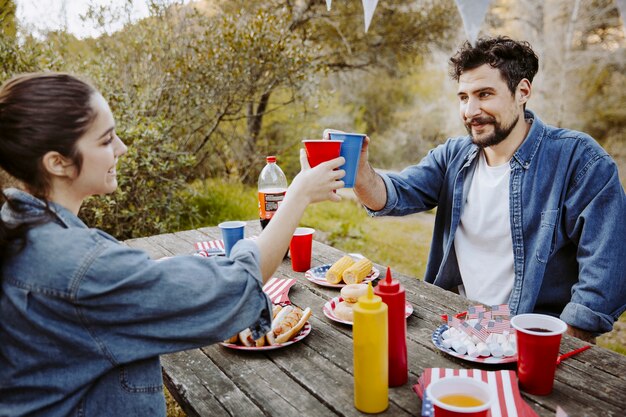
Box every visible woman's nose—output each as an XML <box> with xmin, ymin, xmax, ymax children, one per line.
<box><xmin>114</xmin><ymin>134</ymin><xmax>128</xmax><ymax>157</ymax></box>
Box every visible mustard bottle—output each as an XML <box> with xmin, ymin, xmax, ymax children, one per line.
<box><xmin>353</xmin><ymin>282</ymin><xmax>388</xmax><ymax>413</ymax></box>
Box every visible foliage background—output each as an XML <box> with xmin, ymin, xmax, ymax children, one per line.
<box><xmin>2</xmin><ymin>1</ymin><xmax>625</xmax><ymax>414</ymax></box>
<box><xmin>2</xmin><ymin>1</ymin><xmax>624</xmax><ymax>241</ymax></box>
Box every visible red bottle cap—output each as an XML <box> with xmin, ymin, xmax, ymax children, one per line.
<box><xmin>266</xmin><ymin>156</ymin><xmax>276</xmax><ymax>163</ymax></box>
<box><xmin>376</xmin><ymin>266</ymin><xmax>400</xmax><ymax>293</ymax></box>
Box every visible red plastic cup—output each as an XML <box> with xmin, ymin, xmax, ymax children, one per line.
<box><xmin>289</xmin><ymin>227</ymin><xmax>315</xmax><ymax>272</ymax></box>
<box><xmin>302</xmin><ymin>139</ymin><xmax>342</xmax><ymax>168</ymax></box>
<box><xmin>510</xmin><ymin>313</ymin><xmax>567</xmax><ymax>395</ymax></box>
<box><xmin>426</xmin><ymin>377</ymin><xmax>491</xmax><ymax>417</ymax></box>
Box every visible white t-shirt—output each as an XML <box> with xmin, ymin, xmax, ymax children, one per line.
<box><xmin>454</xmin><ymin>151</ymin><xmax>515</xmax><ymax>305</ymax></box>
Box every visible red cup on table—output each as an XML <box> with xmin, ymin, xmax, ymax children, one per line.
<box><xmin>510</xmin><ymin>313</ymin><xmax>567</xmax><ymax>395</ymax></box>
<box><xmin>289</xmin><ymin>227</ymin><xmax>315</xmax><ymax>272</ymax></box>
<box><xmin>426</xmin><ymin>377</ymin><xmax>491</xmax><ymax>417</ymax></box>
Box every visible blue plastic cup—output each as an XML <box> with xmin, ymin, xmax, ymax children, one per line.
<box><xmin>218</xmin><ymin>221</ymin><xmax>246</xmax><ymax>257</ymax></box>
<box><xmin>328</xmin><ymin>132</ymin><xmax>365</xmax><ymax>188</ymax></box>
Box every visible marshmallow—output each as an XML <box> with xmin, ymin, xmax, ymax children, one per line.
<box><xmin>502</xmin><ymin>341</ymin><xmax>516</xmax><ymax>357</ymax></box>
<box><xmin>450</xmin><ymin>339</ymin><xmax>468</xmax><ymax>355</ymax></box>
<box><xmin>488</xmin><ymin>342</ymin><xmax>504</xmax><ymax>357</ymax></box>
<box><xmin>476</xmin><ymin>342</ymin><xmax>490</xmax><ymax>357</ymax></box>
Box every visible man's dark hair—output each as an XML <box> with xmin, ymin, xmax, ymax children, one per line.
<box><xmin>449</xmin><ymin>36</ymin><xmax>539</xmax><ymax>94</ymax></box>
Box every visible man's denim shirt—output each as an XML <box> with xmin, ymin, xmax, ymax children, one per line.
<box><xmin>0</xmin><ymin>189</ymin><xmax>272</xmax><ymax>417</ymax></box>
<box><xmin>369</xmin><ymin>110</ymin><xmax>626</xmax><ymax>334</ymax></box>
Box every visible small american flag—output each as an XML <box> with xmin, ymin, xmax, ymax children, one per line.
<box><xmin>413</xmin><ymin>368</ymin><xmax>539</xmax><ymax>417</ymax></box>
<box><xmin>491</xmin><ymin>304</ymin><xmax>510</xmax><ymax>317</ymax></box>
<box><xmin>470</xmin><ymin>323</ymin><xmax>490</xmax><ymax>342</ymax></box>
<box><xmin>467</xmin><ymin>305</ymin><xmax>486</xmax><ymax>319</ymax></box>
<box><xmin>486</xmin><ymin>318</ymin><xmax>511</xmax><ymax>334</ymax></box>
<box><xmin>448</xmin><ymin>316</ymin><xmax>465</xmax><ymax>331</ymax></box>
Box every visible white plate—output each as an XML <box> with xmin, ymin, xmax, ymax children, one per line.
<box><xmin>432</xmin><ymin>324</ymin><xmax>517</xmax><ymax>364</ymax></box>
<box><xmin>323</xmin><ymin>296</ymin><xmax>413</xmax><ymax>325</ymax></box>
<box><xmin>220</xmin><ymin>322</ymin><xmax>312</xmax><ymax>351</ymax></box>
<box><xmin>305</xmin><ymin>264</ymin><xmax>380</xmax><ymax>288</ymax></box>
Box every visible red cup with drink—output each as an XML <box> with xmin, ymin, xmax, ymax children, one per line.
<box><xmin>510</xmin><ymin>313</ymin><xmax>567</xmax><ymax>395</ymax></box>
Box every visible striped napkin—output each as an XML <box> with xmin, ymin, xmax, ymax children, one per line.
<box><xmin>194</xmin><ymin>236</ymin><xmax>258</xmax><ymax>257</ymax></box>
<box><xmin>262</xmin><ymin>277</ymin><xmax>296</xmax><ymax>304</ymax></box>
<box><xmin>413</xmin><ymin>368</ymin><xmax>538</xmax><ymax>417</ymax></box>
<box><xmin>194</xmin><ymin>239</ymin><xmax>225</xmax><ymax>256</ymax></box>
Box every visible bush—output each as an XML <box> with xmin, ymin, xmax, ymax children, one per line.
<box><xmin>177</xmin><ymin>178</ymin><xmax>258</xmax><ymax>230</ymax></box>
<box><xmin>79</xmin><ymin>118</ymin><xmax>197</xmax><ymax>240</ymax></box>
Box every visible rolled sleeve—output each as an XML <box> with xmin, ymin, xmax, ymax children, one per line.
<box><xmin>560</xmin><ymin>302</ymin><xmax>615</xmax><ymax>334</ymax></box>
<box><xmin>363</xmin><ymin>171</ymin><xmax>400</xmax><ymax>217</ymax></box>
<box><xmin>75</xmin><ymin>238</ymin><xmax>272</xmax><ymax>364</ymax></box>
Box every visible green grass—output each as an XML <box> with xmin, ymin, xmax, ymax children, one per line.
<box><xmin>177</xmin><ymin>179</ymin><xmax>258</xmax><ymax>230</ymax></box>
<box><xmin>300</xmin><ymin>198</ymin><xmax>434</xmax><ymax>279</ymax></box>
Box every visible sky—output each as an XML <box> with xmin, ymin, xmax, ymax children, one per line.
<box><xmin>15</xmin><ymin>0</ymin><xmax>154</xmax><ymax>39</ymax></box>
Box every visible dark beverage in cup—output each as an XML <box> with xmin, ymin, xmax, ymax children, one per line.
<box><xmin>525</xmin><ymin>327</ymin><xmax>551</xmax><ymax>332</ymax></box>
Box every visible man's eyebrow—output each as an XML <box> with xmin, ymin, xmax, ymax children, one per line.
<box><xmin>98</xmin><ymin>127</ymin><xmax>115</xmax><ymax>139</ymax></box>
<box><xmin>457</xmin><ymin>87</ymin><xmax>496</xmax><ymax>97</ymax></box>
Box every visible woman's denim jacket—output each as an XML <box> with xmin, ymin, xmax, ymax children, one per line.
<box><xmin>0</xmin><ymin>189</ymin><xmax>272</xmax><ymax>417</ymax></box>
<box><xmin>369</xmin><ymin>111</ymin><xmax>626</xmax><ymax>334</ymax></box>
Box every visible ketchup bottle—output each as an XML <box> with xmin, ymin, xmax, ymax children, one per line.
<box><xmin>353</xmin><ymin>283</ymin><xmax>388</xmax><ymax>413</ymax></box>
<box><xmin>374</xmin><ymin>266</ymin><xmax>408</xmax><ymax>387</ymax></box>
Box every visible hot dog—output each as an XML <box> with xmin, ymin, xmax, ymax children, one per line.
<box><xmin>268</xmin><ymin>306</ymin><xmax>312</xmax><ymax>345</ymax></box>
<box><xmin>224</xmin><ymin>304</ymin><xmax>310</xmax><ymax>347</ymax></box>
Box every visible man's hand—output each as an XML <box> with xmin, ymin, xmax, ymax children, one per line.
<box><xmin>566</xmin><ymin>324</ymin><xmax>596</xmax><ymax>344</ymax></box>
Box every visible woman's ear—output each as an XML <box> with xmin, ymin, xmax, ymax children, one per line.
<box><xmin>42</xmin><ymin>151</ymin><xmax>74</xmax><ymax>178</ymax></box>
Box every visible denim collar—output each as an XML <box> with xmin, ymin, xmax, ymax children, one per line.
<box><xmin>1</xmin><ymin>188</ymin><xmax>87</xmax><ymax>229</ymax></box>
<box><xmin>512</xmin><ymin>109</ymin><xmax>544</xmax><ymax>170</ymax></box>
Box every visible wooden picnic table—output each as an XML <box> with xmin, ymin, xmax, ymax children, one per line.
<box><xmin>124</xmin><ymin>221</ymin><xmax>626</xmax><ymax>417</ymax></box>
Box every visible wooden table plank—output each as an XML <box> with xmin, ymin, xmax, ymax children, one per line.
<box><xmin>124</xmin><ymin>222</ymin><xmax>626</xmax><ymax>417</ymax></box>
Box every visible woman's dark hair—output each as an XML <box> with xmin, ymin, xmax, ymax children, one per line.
<box><xmin>0</xmin><ymin>72</ymin><xmax>98</xmax><ymax>261</ymax></box>
<box><xmin>449</xmin><ymin>36</ymin><xmax>539</xmax><ymax>94</ymax></box>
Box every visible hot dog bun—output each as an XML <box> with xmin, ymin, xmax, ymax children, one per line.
<box><xmin>238</xmin><ymin>328</ymin><xmax>255</xmax><ymax>347</ymax></box>
<box><xmin>273</xmin><ymin>307</ymin><xmax>311</xmax><ymax>345</ymax></box>
<box><xmin>271</xmin><ymin>305</ymin><xmax>294</xmax><ymax>331</ymax></box>
<box><xmin>238</xmin><ymin>328</ymin><xmax>266</xmax><ymax>347</ymax></box>
<box><xmin>340</xmin><ymin>284</ymin><xmax>368</xmax><ymax>304</ymax></box>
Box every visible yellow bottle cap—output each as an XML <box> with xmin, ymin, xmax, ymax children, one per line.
<box><xmin>357</xmin><ymin>282</ymin><xmax>383</xmax><ymax>310</ymax></box>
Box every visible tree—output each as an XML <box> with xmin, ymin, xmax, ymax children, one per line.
<box><xmin>67</xmin><ymin>0</ymin><xmax>458</xmax><ymax>182</ymax></box>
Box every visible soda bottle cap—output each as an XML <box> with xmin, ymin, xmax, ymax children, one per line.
<box><xmin>266</xmin><ymin>156</ymin><xmax>276</xmax><ymax>163</ymax></box>
<box><xmin>376</xmin><ymin>266</ymin><xmax>400</xmax><ymax>293</ymax></box>
<box><xmin>357</xmin><ymin>282</ymin><xmax>382</xmax><ymax>309</ymax></box>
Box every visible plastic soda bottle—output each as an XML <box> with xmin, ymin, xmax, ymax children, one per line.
<box><xmin>374</xmin><ymin>267</ymin><xmax>408</xmax><ymax>387</ymax></box>
<box><xmin>353</xmin><ymin>283</ymin><xmax>388</xmax><ymax>413</ymax></box>
<box><xmin>258</xmin><ymin>156</ymin><xmax>288</xmax><ymax>229</ymax></box>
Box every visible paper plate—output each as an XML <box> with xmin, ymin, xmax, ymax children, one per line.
<box><xmin>323</xmin><ymin>296</ymin><xmax>413</xmax><ymax>325</ymax></box>
<box><xmin>220</xmin><ymin>322</ymin><xmax>312</xmax><ymax>351</ymax></box>
<box><xmin>432</xmin><ymin>324</ymin><xmax>517</xmax><ymax>364</ymax></box>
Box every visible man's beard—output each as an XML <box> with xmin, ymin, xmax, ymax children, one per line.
<box><xmin>465</xmin><ymin>114</ymin><xmax>519</xmax><ymax>148</ymax></box>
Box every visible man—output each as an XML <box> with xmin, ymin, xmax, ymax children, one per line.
<box><xmin>348</xmin><ymin>36</ymin><xmax>626</xmax><ymax>341</ymax></box>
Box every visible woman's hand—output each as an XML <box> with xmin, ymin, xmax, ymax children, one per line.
<box><xmin>288</xmin><ymin>149</ymin><xmax>345</xmax><ymax>205</ymax></box>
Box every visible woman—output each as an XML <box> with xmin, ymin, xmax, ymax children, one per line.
<box><xmin>0</xmin><ymin>72</ymin><xmax>345</xmax><ymax>416</ymax></box>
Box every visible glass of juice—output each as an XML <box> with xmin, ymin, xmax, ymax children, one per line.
<box><xmin>426</xmin><ymin>377</ymin><xmax>491</xmax><ymax>416</ymax></box>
